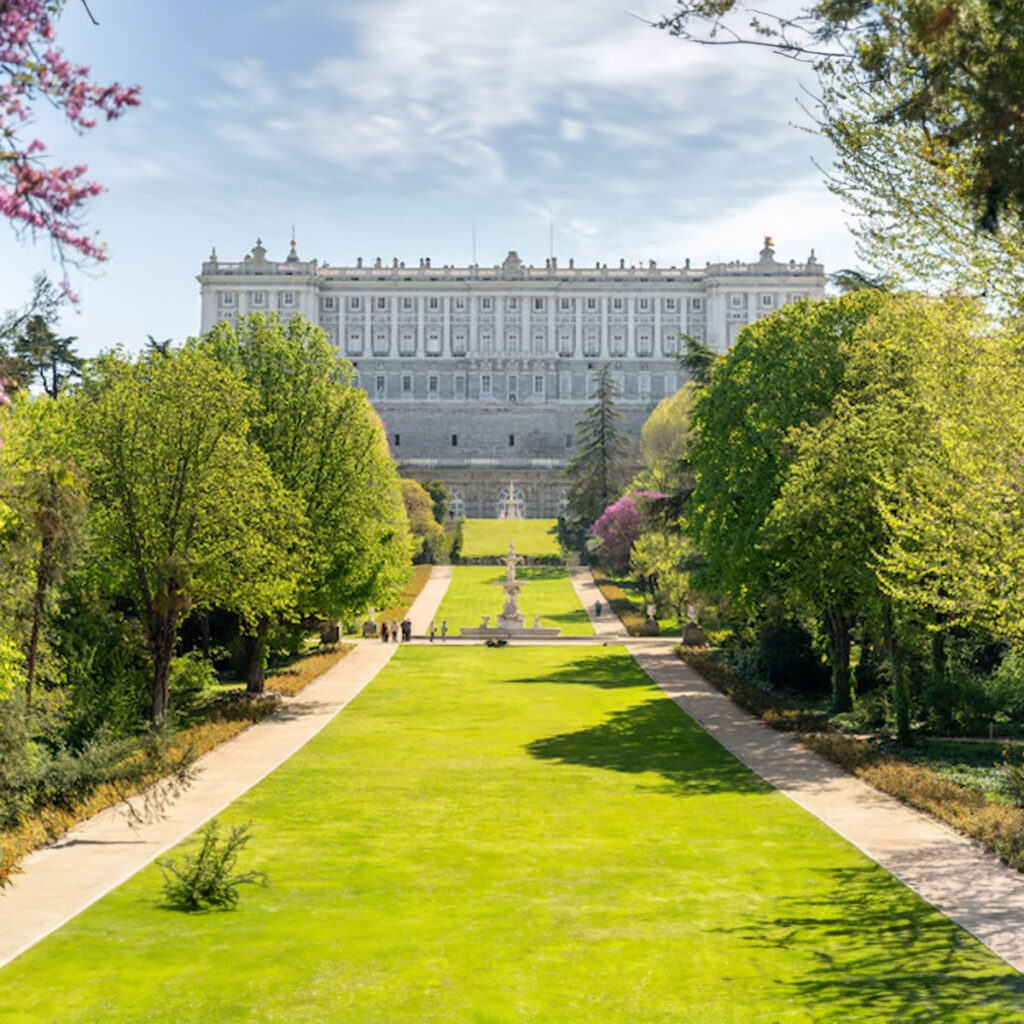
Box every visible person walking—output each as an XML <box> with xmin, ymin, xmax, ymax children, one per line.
<box><xmin>429</xmin><ymin>621</ymin><xmax>436</xmax><ymax>643</ymax></box>
<box><xmin>594</xmin><ymin>599</ymin><xmax>602</xmax><ymax>617</ymax></box>
<box><xmin>440</xmin><ymin>620</ymin><xmax>448</xmax><ymax>642</ymax></box>
<box><xmin>380</xmin><ymin>620</ymin><xmax>389</xmax><ymax>643</ymax></box>
<box><xmin>391</xmin><ymin>619</ymin><xmax>399</xmax><ymax>643</ymax></box>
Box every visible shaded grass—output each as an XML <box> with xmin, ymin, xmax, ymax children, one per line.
<box><xmin>592</xmin><ymin>569</ymin><xmax>679</xmax><ymax>636</ymax></box>
<box><xmin>434</xmin><ymin>565</ymin><xmax>593</xmax><ymax>636</ymax></box>
<box><xmin>0</xmin><ymin>646</ymin><xmax>1020</xmax><ymax>1023</ymax></box>
<box><xmin>460</xmin><ymin>518</ymin><xmax>561</xmax><ymax>559</ymax></box>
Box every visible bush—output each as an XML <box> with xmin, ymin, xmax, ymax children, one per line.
<box><xmin>169</xmin><ymin>651</ymin><xmax>218</xmax><ymax>712</ymax></box>
<box><xmin>159</xmin><ymin>818</ymin><xmax>267</xmax><ymax>910</ymax></box>
<box><xmin>756</xmin><ymin>619</ymin><xmax>830</xmax><ymax>695</ymax></box>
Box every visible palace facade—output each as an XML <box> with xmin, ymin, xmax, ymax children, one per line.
<box><xmin>197</xmin><ymin>239</ymin><xmax>825</xmax><ymax>518</ymax></box>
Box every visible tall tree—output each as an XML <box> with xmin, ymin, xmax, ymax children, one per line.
<box><xmin>657</xmin><ymin>0</ymin><xmax>1024</xmax><ymax>234</ymax></box>
<box><xmin>72</xmin><ymin>347</ymin><xmax>303</xmax><ymax>723</ymax></box>
<box><xmin>0</xmin><ymin>394</ymin><xmax>85</xmax><ymax>703</ymax></box>
<box><xmin>197</xmin><ymin>314</ymin><xmax>412</xmax><ymax>688</ymax></box>
<box><xmin>565</xmin><ymin>365</ymin><xmax>633</xmax><ymax>536</ymax></box>
<box><xmin>688</xmin><ymin>290</ymin><xmax>888</xmax><ymax>606</ymax></box>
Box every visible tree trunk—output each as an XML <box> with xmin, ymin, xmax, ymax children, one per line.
<box><xmin>882</xmin><ymin>600</ymin><xmax>912</xmax><ymax>744</ymax></box>
<box><xmin>150</xmin><ymin>611</ymin><xmax>178</xmax><ymax>726</ymax></box>
<box><xmin>245</xmin><ymin>616</ymin><xmax>270</xmax><ymax>695</ymax></box>
<box><xmin>824</xmin><ymin>605</ymin><xmax>853</xmax><ymax>714</ymax></box>
<box><xmin>25</xmin><ymin>520</ymin><xmax>57</xmax><ymax>706</ymax></box>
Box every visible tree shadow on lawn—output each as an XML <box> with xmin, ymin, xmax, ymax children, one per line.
<box><xmin>506</xmin><ymin>653</ymin><xmax>651</xmax><ymax>690</ymax></box>
<box><xmin>526</xmin><ymin>697</ymin><xmax>771</xmax><ymax>796</ymax></box>
<box><xmin>715</xmin><ymin>865</ymin><xmax>1024</xmax><ymax>1022</ymax></box>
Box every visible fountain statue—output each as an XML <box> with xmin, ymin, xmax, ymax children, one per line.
<box><xmin>458</xmin><ymin>540</ymin><xmax>561</xmax><ymax>640</ymax></box>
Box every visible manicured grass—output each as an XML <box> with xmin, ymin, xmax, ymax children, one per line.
<box><xmin>460</xmin><ymin>517</ymin><xmax>561</xmax><ymax>559</ymax></box>
<box><xmin>433</xmin><ymin>565</ymin><xmax>594</xmax><ymax>635</ymax></box>
<box><xmin>1</xmin><ymin>646</ymin><xmax>1020</xmax><ymax>1023</ymax></box>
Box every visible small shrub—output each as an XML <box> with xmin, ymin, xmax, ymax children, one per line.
<box><xmin>1004</xmin><ymin>745</ymin><xmax>1024</xmax><ymax>807</ymax></box>
<box><xmin>160</xmin><ymin>818</ymin><xmax>266</xmax><ymax>910</ymax></box>
<box><xmin>169</xmin><ymin>652</ymin><xmax>218</xmax><ymax>712</ymax></box>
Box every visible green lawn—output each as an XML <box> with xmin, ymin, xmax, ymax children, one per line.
<box><xmin>460</xmin><ymin>517</ymin><xmax>561</xmax><ymax>559</ymax></box>
<box><xmin>0</xmin><ymin>646</ymin><xmax>1020</xmax><ymax>1023</ymax></box>
<box><xmin>433</xmin><ymin>565</ymin><xmax>594</xmax><ymax>636</ymax></box>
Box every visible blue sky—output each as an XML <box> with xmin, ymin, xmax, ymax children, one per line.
<box><xmin>0</xmin><ymin>0</ymin><xmax>857</xmax><ymax>357</ymax></box>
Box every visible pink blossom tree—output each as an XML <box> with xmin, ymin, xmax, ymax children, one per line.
<box><xmin>588</xmin><ymin>490</ymin><xmax>664</xmax><ymax>574</ymax></box>
<box><xmin>0</xmin><ymin>1</ymin><xmax>140</xmax><ymax>288</ymax></box>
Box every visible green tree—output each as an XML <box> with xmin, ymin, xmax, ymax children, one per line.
<box><xmin>632</xmin><ymin>383</ymin><xmax>695</xmax><ymax>495</ymax></box>
<box><xmin>0</xmin><ymin>395</ymin><xmax>86</xmax><ymax>703</ymax></box>
<box><xmin>401</xmin><ymin>478</ymin><xmax>445</xmax><ymax>563</ymax></box>
<box><xmin>688</xmin><ymin>291</ymin><xmax>888</xmax><ymax>607</ymax></box>
<box><xmin>198</xmin><ymin>314</ymin><xmax>412</xmax><ymax>687</ymax></box>
<box><xmin>12</xmin><ymin>317</ymin><xmax>82</xmax><ymax>398</ymax></box>
<box><xmin>72</xmin><ymin>347</ymin><xmax>303</xmax><ymax>724</ymax></box>
<box><xmin>565</xmin><ymin>365</ymin><xmax>633</xmax><ymax>537</ymax></box>
<box><xmin>657</xmin><ymin>0</ymin><xmax>1024</xmax><ymax>233</ymax></box>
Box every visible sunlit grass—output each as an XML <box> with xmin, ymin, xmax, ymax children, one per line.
<box><xmin>460</xmin><ymin>517</ymin><xmax>561</xmax><ymax>559</ymax></box>
<box><xmin>433</xmin><ymin>565</ymin><xmax>593</xmax><ymax>636</ymax></box>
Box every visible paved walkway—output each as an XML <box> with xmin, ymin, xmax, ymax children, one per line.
<box><xmin>570</xmin><ymin>567</ymin><xmax>1024</xmax><ymax>974</ymax></box>
<box><xmin>0</xmin><ymin>566</ymin><xmax>454</xmax><ymax>970</ymax></box>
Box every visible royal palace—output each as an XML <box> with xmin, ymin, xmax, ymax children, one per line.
<box><xmin>198</xmin><ymin>238</ymin><xmax>826</xmax><ymax>517</ymax></box>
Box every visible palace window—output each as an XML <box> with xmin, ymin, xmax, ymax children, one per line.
<box><xmin>586</xmin><ymin>297</ymin><xmax>597</xmax><ymax>311</ymax></box>
<box><xmin>730</xmin><ymin>294</ymin><xmax>744</xmax><ymax>308</ymax></box>
<box><xmin>454</xmin><ymin>297</ymin><xmax>466</xmax><ymax>311</ymax></box>
<box><xmin>664</xmin><ymin>297</ymin><xmax>676</xmax><ymax>311</ymax></box>
<box><xmin>481</xmin><ymin>373</ymin><xmax>493</xmax><ymax>397</ymax></box>
<box><xmin>375</xmin><ymin>375</ymin><xmax>386</xmax><ymax>397</ymax></box>
<box><xmin>662</xmin><ymin>330</ymin><xmax>680</xmax><ymax>356</ymax></box>
<box><xmin>428</xmin><ymin>375</ymin><xmax>439</xmax><ymax>398</ymax></box>
<box><xmin>346</xmin><ymin>330</ymin><xmax>363</xmax><ymax>356</ymax></box>
<box><xmin>559</xmin><ymin>371</ymin><xmax>572</xmax><ymax>401</ymax></box>
<box><xmin>761</xmin><ymin>293</ymin><xmax>774</xmax><ymax>308</ymax></box>
<box><xmin>399</xmin><ymin>328</ymin><xmax>416</xmax><ymax>356</ymax></box>
<box><xmin>690</xmin><ymin>297</ymin><xmax>702</xmax><ymax>311</ymax></box>
<box><xmin>609</xmin><ymin>330</ymin><xmax>626</xmax><ymax>357</ymax></box>
<box><xmin>560</xmin><ymin>297</ymin><xmax>572</xmax><ymax>311</ymax></box>
<box><xmin>394</xmin><ymin>433</ymin><xmax>400</xmax><ymax>446</ymax></box>
<box><xmin>508</xmin><ymin>434</ymin><xmax>515</xmax><ymax>446</ymax></box>
<box><xmin>557</xmin><ymin>328</ymin><xmax>574</xmax><ymax>357</ymax></box>
<box><xmin>349</xmin><ymin>296</ymin><xmax>362</xmax><ymax>312</ymax></box>
<box><xmin>451</xmin><ymin>434</ymin><xmax>458</xmax><ymax>447</ymax></box>
<box><xmin>638</xmin><ymin>297</ymin><xmax>650</xmax><ymax>311</ymax></box>
<box><xmin>251</xmin><ymin>291</ymin><xmax>265</xmax><ymax>307</ymax></box>
<box><xmin>376</xmin><ymin>296</ymin><xmax>387</xmax><ymax>311</ymax></box>
<box><xmin>454</xmin><ymin>375</ymin><xmax>466</xmax><ymax>398</ymax></box>
<box><xmin>639</xmin><ymin>372</ymin><xmax>652</xmax><ymax>400</ymax></box>
<box><xmin>451</xmin><ymin>330</ymin><xmax>468</xmax><ymax>356</ymax></box>
<box><xmin>372</xmin><ymin>329</ymin><xmax>390</xmax><ymax>356</ymax></box>
<box><xmin>219</xmin><ymin>292</ymin><xmax>234</xmax><ymax>307</ymax></box>
<box><xmin>534</xmin><ymin>297</ymin><xmax>545</xmax><ymax>311</ymax></box>
<box><xmin>322</xmin><ymin>296</ymin><xmax>335</xmax><ymax>310</ymax></box>
<box><xmin>583</xmin><ymin>327</ymin><xmax>600</xmax><ymax>357</ymax></box>
<box><xmin>428</xmin><ymin>297</ymin><xmax>440</xmax><ymax>311</ymax></box>
<box><xmin>636</xmin><ymin>330</ymin><xmax>654</xmax><ymax>357</ymax></box>
<box><xmin>280</xmin><ymin>291</ymin><xmax>295</xmax><ymax>308</ymax></box>
<box><xmin>402</xmin><ymin>296</ymin><xmax>414</xmax><ymax>311</ymax></box>
<box><xmin>612</xmin><ymin>298</ymin><xmax>623</xmax><ymax>311</ymax></box>
<box><xmin>508</xmin><ymin>375</ymin><xmax>518</xmax><ymax>402</ymax></box>
<box><xmin>533</xmin><ymin>374</ymin><xmax>545</xmax><ymax>397</ymax></box>
<box><xmin>481</xmin><ymin>297</ymin><xmax>493</xmax><ymax>311</ymax></box>
<box><xmin>425</xmin><ymin>329</ymin><xmax>442</xmax><ymax>356</ymax></box>
<box><xmin>401</xmin><ymin>374</ymin><xmax>413</xmax><ymax>396</ymax></box>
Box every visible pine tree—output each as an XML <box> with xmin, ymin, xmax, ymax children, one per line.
<box><xmin>564</xmin><ymin>365</ymin><xmax>632</xmax><ymax>538</ymax></box>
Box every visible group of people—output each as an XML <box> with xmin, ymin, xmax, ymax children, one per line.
<box><xmin>380</xmin><ymin>618</ymin><xmax>412</xmax><ymax>643</ymax></box>
<box><xmin>375</xmin><ymin>618</ymin><xmax>450</xmax><ymax>642</ymax></box>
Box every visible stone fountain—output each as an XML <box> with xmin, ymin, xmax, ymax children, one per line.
<box><xmin>459</xmin><ymin>541</ymin><xmax>562</xmax><ymax>640</ymax></box>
